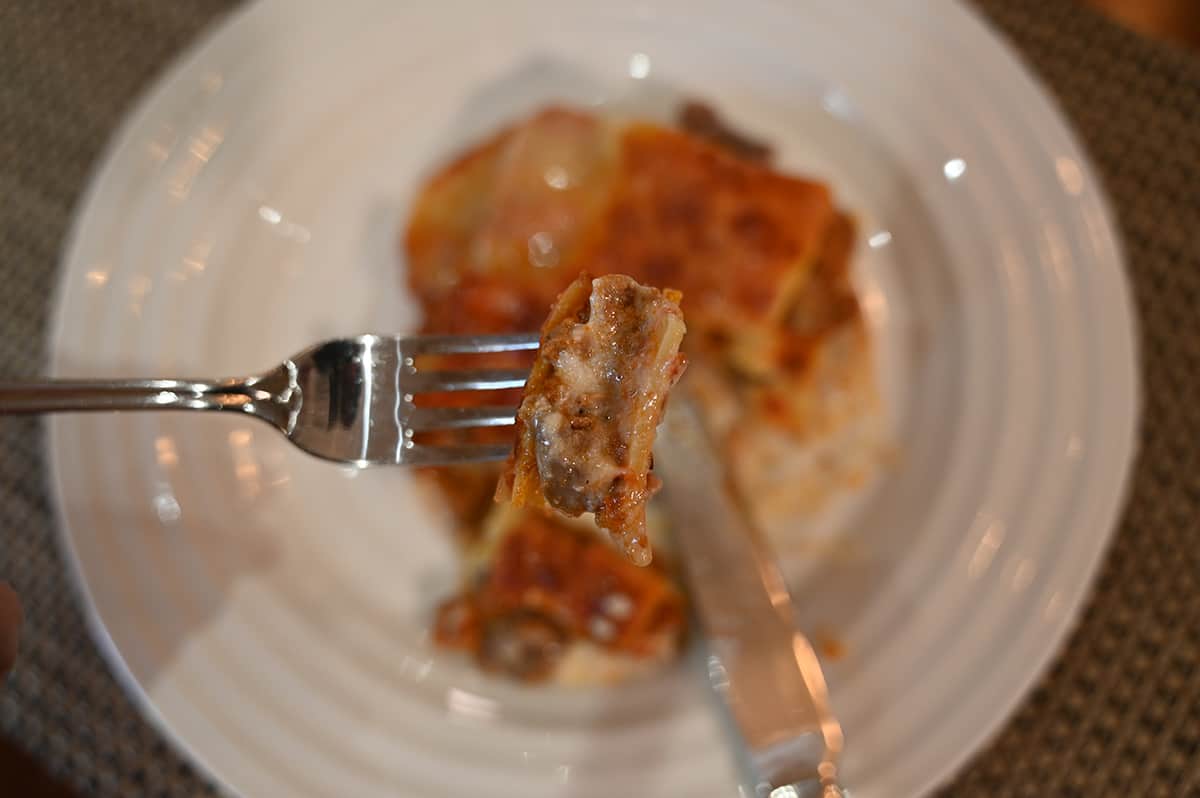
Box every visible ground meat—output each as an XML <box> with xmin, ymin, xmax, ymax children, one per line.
<box><xmin>676</xmin><ymin>101</ymin><xmax>774</xmax><ymax>163</ymax></box>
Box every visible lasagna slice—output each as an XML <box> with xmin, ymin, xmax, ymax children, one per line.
<box><xmin>496</xmin><ymin>273</ymin><xmax>687</xmax><ymax>566</ymax></box>
<box><xmin>433</xmin><ymin>505</ymin><xmax>685</xmax><ymax>683</ymax></box>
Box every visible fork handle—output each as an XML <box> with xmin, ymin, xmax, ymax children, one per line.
<box><xmin>0</xmin><ymin>377</ymin><xmax>271</xmax><ymax>416</ymax></box>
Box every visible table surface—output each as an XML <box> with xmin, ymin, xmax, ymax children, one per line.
<box><xmin>1</xmin><ymin>1</ymin><xmax>1198</xmax><ymax>796</ymax></box>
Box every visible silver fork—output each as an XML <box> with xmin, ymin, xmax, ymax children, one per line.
<box><xmin>0</xmin><ymin>333</ymin><xmax>538</xmax><ymax>466</ymax></box>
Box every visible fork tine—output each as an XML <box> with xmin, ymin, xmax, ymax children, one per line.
<box><xmin>404</xmin><ymin>368</ymin><xmax>528</xmax><ymax>393</ymax></box>
<box><xmin>403</xmin><ymin>332</ymin><xmax>540</xmax><ymax>356</ymax></box>
<box><xmin>401</xmin><ymin>442</ymin><xmax>512</xmax><ymax>466</ymax></box>
<box><xmin>406</xmin><ymin>405</ymin><xmax>517</xmax><ymax>432</ymax></box>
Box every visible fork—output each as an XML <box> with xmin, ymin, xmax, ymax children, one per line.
<box><xmin>0</xmin><ymin>333</ymin><xmax>538</xmax><ymax>466</ymax></box>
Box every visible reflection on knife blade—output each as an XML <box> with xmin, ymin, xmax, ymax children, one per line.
<box><xmin>656</xmin><ymin>396</ymin><xmax>845</xmax><ymax>798</ymax></box>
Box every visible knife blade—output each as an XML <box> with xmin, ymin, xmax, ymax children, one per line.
<box><xmin>656</xmin><ymin>397</ymin><xmax>845</xmax><ymax>798</ymax></box>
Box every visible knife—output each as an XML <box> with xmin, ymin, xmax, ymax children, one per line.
<box><xmin>656</xmin><ymin>397</ymin><xmax>846</xmax><ymax>798</ymax></box>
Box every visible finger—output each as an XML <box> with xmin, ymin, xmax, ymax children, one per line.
<box><xmin>0</xmin><ymin>582</ymin><xmax>21</xmax><ymax>676</ymax></box>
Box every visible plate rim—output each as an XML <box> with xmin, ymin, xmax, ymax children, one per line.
<box><xmin>43</xmin><ymin>1</ymin><xmax>1142</xmax><ymax>796</ymax></box>
<box><xmin>906</xmin><ymin>5</ymin><xmax>1142</xmax><ymax>793</ymax></box>
<box><xmin>44</xmin><ymin>1</ymin><xmax>278</xmax><ymax>794</ymax></box>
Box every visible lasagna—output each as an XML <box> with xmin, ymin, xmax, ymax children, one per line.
<box><xmin>405</xmin><ymin>103</ymin><xmax>882</xmax><ymax>683</ymax></box>
<box><xmin>496</xmin><ymin>273</ymin><xmax>687</xmax><ymax>567</ymax></box>
<box><xmin>433</xmin><ymin>506</ymin><xmax>685</xmax><ymax>683</ymax></box>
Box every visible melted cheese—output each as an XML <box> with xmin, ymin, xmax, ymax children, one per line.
<box><xmin>499</xmin><ymin>274</ymin><xmax>686</xmax><ymax>566</ymax></box>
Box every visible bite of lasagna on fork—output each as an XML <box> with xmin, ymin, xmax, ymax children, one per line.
<box><xmin>496</xmin><ymin>273</ymin><xmax>687</xmax><ymax>566</ymax></box>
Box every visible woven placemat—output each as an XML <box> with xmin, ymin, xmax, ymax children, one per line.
<box><xmin>1</xmin><ymin>1</ymin><xmax>1197</xmax><ymax>795</ymax></box>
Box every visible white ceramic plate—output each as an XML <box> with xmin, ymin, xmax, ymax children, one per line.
<box><xmin>48</xmin><ymin>1</ymin><xmax>1138</xmax><ymax>796</ymax></box>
